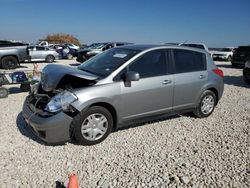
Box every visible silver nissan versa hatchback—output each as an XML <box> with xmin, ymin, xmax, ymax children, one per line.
<box><xmin>22</xmin><ymin>45</ymin><xmax>224</xmax><ymax>145</ymax></box>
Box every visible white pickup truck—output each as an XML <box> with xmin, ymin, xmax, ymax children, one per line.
<box><xmin>0</xmin><ymin>41</ymin><xmax>29</xmax><ymax>69</ymax></box>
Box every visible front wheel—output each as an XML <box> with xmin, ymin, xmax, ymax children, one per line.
<box><xmin>72</xmin><ymin>106</ymin><xmax>113</xmax><ymax>145</ymax></box>
<box><xmin>45</xmin><ymin>55</ymin><xmax>55</xmax><ymax>63</ymax></box>
<box><xmin>1</xmin><ymin>56</ymin><xmax>18</xmax><ymax>69</ymax></box>
<box><xmin>67</xmin><ymin>53</ymin><xmax>73</xmax><ymax>60</ymax></box>
<box><xmin>193</xmin><ymin>90</ymin><xmax>217</xmax><ymax>118</ymax></box>
<box><xmin>227</xmin><ymin>55</ymin><xmax>232</xmax><ymax>62</ymax></box>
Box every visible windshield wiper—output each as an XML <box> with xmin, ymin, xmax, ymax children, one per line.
<box><xmin>78</xmin><ymin>67</ymin><xmax>99</xmax><ymax>76</ymax></box>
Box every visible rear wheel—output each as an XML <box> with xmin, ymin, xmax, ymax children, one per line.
<box><xmin>243</xmin><ymin>69</ymin><xmax>250</xmax><ymax>84</ymax></box>
<box><xmin>67</xmin><ymin>53</ymin><xmax>73</xmax><ymax>60</ymax></box>
<box><xmin>193</xmin><ymin>90</ymin><xmax>216</xmax><ymax>118</ymax></box>
<box><xmin>243</xmin><ymin>76</ymin><xmax>250</xmax><ymax>84</ymax></box>
<box><xmin>0</xmin><ymin>87</ymin><xmax>8</xmax><ymax>98</ymax></box>
<box><xmin>1</xmin><ymin>56</ymin><xmax>18</xmax><ymax>69</ymax></box>
<box><xmin>72</xmin><ymin>106</ymin><xmax>113</xmax><ymax>145</ymax></box>
<box><xmin>45</xmin><ymin>55</ymin><xmax>55</xmax><ymax>63</ymax></box>
<box><xmin>231</xmin><ymin>63</ymin><xmax>237</xmax><ymax>67</ymax></box>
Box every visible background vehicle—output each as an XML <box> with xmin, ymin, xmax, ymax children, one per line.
<box><xmin>64</xmin><ymin>43</ymin><xmax>79</xmax><ymax>50</ymax></box>
<box><xmin>76</xmin><ymin>42</ymin><xmax>132</xmax><ymax>63</ymax></box>
<box><xmin>27</xmin><ymin>46</ymin><xmax>59</xmax><ymax>63</ymax></box>
<box><xmin>0</xmin><ymin>40</ymin><xmax>29</xmax><ymax>69</ymax></box>
<box><xmin>243</xmin><ymin>60</ymin><xmax>250</xmax><ymax>84</ymax></box>
<box><xmin>49</xmin><ymin>44</ymin><xmax>77</xmax><ymax>60</ymax></box>
<box><xmin>210</xmin><ymin>48</ymin><xmax>233</xmax><ymax>61</ymax></box>
<box><xmin>0</xmin><ymin>70</ymin><xmax>38</xmax><ymax>98</ymax></box>
<box><xmin>23</xmin><ymin>45</ymin><xmax>224</xmax><ymax>145</ymax></box>
<box><xmin>231</xmin><ymin>46</ymin><xmax>250</xmax><ymax>67</ymax></box>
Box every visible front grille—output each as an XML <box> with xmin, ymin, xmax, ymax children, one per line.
<box><xmin>26</xmin><ymin>94</ymin><xmax>54</xmax><ymax>117</ymax></box>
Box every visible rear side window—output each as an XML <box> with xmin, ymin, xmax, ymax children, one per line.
<box><xmin>129</xmin><ymin>49</ymin><xmax>167</xmax><ymax>78</ymax></box>
<box><xmin>173</xmin><ymin>49</ymin><xmax>206</xmax><ymax>73</ymax></box>
<box><xmin>36</xmin><ymin>47</ymin><xmax>45</xmax><ymax>51</ymax></box>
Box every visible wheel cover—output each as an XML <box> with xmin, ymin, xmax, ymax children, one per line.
<box><xmin>0</xmin><ymin>88</ymin><xmax>8</xmax><ymax>97</ymax></box>
<box><xmin>201</xmin><ymin>95</ymin><xmax>215</xmax><ymax>115</ymax></box>
<box><xmin>47</xmin><ymin>56</ymin><xmax>54</xmax><ymax>62</ymax></box>
<box><xmin>81</xmin><ymin>113</ymin><xmax>108</xmax><ymax>141</ymax></box>
<box><xmin>6</xmin><ymin>60</ymin><xmax>16</xmax><ymax>69</ymax></box>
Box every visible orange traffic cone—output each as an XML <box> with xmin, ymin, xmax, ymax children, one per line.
<box><xmin>67</xmin><ymin>173</ymin><xmax>79</xmax><ymax>188</ymax></box>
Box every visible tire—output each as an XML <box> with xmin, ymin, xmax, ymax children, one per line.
<box><xmin>72</xmin><ymin>106</ymin><xmax>113</xmax><ymax>145</ymax></box>
<box><xmin>231</xmin><ymin>63</ymin><xmax>237</xmax><ymax>68</ymax></box>
<box><xmin>193</xmin><ymin>90</ymin><xmax>217</xmax><ymax>118</ymax></box>
<box><xmin>1</xmin><ymin>56</ymin><xmax>18</xmax><ymax>69</ymax></box>
<box><xmin>45</xmin><ymin>55</ymin><xmax>55</xmax><ymax>63</ymax></box>
<box><xmin>227</xmin><ymin>55</ymin><xmax>232</xmax><ymax>62</ymax></box>
<box><xmin>243</xmin><ymin>69</ymin><xmax>250</xmax><ymax>84</ymax></box>
<box><xmin>0</xmin><ymin>87</ymin><xmax>9</xmax><ymax>98</ymax></box>
<box><xmin>67</xmin><ymin>53</ymin><xmax>73</xmax><ymax>60</ymax></box>
<box><xmin>243</xmin><ymin>76</ymin><xmax>250</xmax><ymax>84</ymax></box>
<box><xmin>81</xmin><ymin>55</ymin><xmax>87</xmax><ymax>63</ymax></box>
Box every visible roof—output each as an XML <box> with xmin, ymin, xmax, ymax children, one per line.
<box><xmin>119</xmin><ymin>44</ymin><xmax>165</xmax><ymax>51</ymax></box>
<box><xmin>117</xmin><ymin>44</ymin><xmax>210</xmax><ymax>54</ymax></box>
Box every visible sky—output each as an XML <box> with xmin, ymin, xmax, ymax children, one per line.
<box><xmin>0</xmin><ymin>0</ymin><xmax>249</xmax><ymax>47</ymax></box>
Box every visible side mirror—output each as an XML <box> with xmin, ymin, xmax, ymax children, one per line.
<box><xmin>125</xmin><ymin>71</ymin><xmax>140</xmax><ymax>82</ymax></box>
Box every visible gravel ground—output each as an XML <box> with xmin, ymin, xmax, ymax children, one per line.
<box><xmin>0</xmin><ymin>60</ymin><xmax>249</xmax><ymax>187</ymax></box>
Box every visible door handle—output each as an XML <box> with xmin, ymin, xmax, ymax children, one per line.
<box><xmin>162</xmin><ymin>80</ymin><xmax>172</xmax><ymax>85</ymax></box>
<box><xmin>199</xmin><ymin>75</ymin><xmax>206</xmax><ymax>79</ymax></box>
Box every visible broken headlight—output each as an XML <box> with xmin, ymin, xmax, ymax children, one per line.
<box><xmin>45</xmin><ymin>91</ymin><xmax>78</xmax><ymax>113</ymax></box>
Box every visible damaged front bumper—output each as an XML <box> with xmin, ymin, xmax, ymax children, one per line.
<box><xmin>22</xmin><ymin>95</ymin><xmax>73</xmax><ymax>144</ymax></box>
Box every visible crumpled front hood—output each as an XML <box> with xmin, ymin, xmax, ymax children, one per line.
<box><xmin>41</xmin><ymin>64</ymin><xmax>98</xmax><ymax>92</ymax></box>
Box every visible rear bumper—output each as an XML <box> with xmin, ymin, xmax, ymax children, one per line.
<box><xmin>22</xmin><ymin>97</ymin><xmax>73</xmax><ymax>144</ymax></box>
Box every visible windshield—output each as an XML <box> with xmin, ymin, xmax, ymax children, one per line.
<box><xmin>78</xmin><ymin>48</ymin><xmax>140</xmax><ymax>77</ymax></box>
<box><xmin>87</xmin><ymin>43</ymin><xmax>107</xmax><ymax>49</ymax></box>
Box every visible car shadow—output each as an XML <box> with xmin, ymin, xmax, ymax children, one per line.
<box><xmin>8</xmin><ymin>87</ymin><xmax>25</xmax><ymax>94</ymax></box>
<box><xmin>69</xmin><ymin>63</ymin><xmax>81</xmax><ymax>66</ymax></box>
<box><xmin>223</xmin><ymin>75</ymin><xmax>250</xmax><ymax>88</ymax></box>
<box><xmin>16</xmin><ymin>112</ymin><xmax>45</xmax><ymax>145</ymax></box>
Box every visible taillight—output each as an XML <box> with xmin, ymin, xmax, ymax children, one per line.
<box><xmin>213</xmin><ymin>68</ymin><xmax>224</xmax><ymax>78</ymax></box>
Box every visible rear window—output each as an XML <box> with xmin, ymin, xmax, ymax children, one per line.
<box><xmin>236</xmin><ymin>46</ymin><xmax>250</xmax><ymax>53</ymax></box>
<box><xmin>173</xmin><ymin>49</ymin><xmax>206</xmax><ymax>73</ymax></box>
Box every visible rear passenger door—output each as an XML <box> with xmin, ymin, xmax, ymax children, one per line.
<box><xmin>171</xmin><ymin>49</ymin><xmax>207</xmax><ymax>110</ymax></box>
